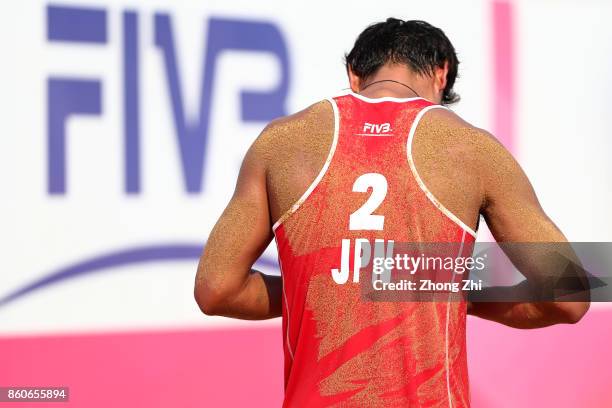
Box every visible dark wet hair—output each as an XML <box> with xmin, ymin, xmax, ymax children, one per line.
<box><xmin>345</xmin><ymin>18</ymin><xmax>460</xmax><ymax>104</ymax></box>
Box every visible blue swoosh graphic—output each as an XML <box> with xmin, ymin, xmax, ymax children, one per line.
<box><xmin>0</xmin><ymin>243</ymin><xmax>279</xmax><ymax>308</ymax></box>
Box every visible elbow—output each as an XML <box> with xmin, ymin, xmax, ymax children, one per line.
<box><xmin>558</xmin><ymin>301</ymin><xmax>590</xmax><ymax>324</ymax></box>
<box><xmin>194</xmin><ymin>258</ymin><xmax>231</xmax><ymax>316</ymax></box>
<box><xmin>194</xmin><ymin>282</ymin><xmax>226</xmax><ymax>316</ymax></box>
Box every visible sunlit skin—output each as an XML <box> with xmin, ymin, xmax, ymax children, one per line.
<box><xmin>194</xmin><ymin>62</ymin><xmax>589</xmax><ymax>328</ymax></box>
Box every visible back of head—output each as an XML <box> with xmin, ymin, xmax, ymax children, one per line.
<box><xmin>345</xmin><ymin>18</ymin><xmax>460</xmax><ymax>105</ymax></box>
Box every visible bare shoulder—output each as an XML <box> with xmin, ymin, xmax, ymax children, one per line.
<box><xmin>417</xmin><ymin>107</ymin><xmax>509</xmax><ymax>161</ymax></box>
<box><xmin>416</xmin><ymin>107</ymin><xmax>537</xmax><ymax>219</ymax></box>
<box><xmin>250</xmin><ymin>100</ymin><xmax>335</xmax><ymax>222</ymax></box>
<box><xmin>248</xmin><ymin>100</ymin><xmax>334</xmax><ymax>163</ymax></box>
<box><xmin>416</xmin><ymin>106</ymin><xmax>521</xmax><ymax>184</ymax></box>
<box><xmin>411</xmin><ymin>106</ymin><xmax>517</xmax><ymax>229</ymax></box>
<box><xmin>267</xmin><ymin>99</ymin><xmax>333</xmax><ymax>131</ymax></box>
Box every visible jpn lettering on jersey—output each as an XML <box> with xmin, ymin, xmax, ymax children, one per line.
<box><xmin>331</xmin><ymin>172</ymin><xmax>394</xmax><ymax>285</ymax></box>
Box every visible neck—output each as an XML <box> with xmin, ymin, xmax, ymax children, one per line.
<box><xmin>357</xmin><ymin>65</ymin><xmax>434</xmax><ymax>102</ymax></box>
<box><xmin>360</xmin><ymin>80</ymin><xmax>420</xmax><ymax>99</ymax></box>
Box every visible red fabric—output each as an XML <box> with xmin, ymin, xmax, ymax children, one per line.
<box><xmin>275</xmin><ymin>94</ymin><xmax>476</xmax><ymax>407</ymax></box>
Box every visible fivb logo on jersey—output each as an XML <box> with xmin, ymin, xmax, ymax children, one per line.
<box><xmin>358</xmin><ymin>122</ymin><xmax>394</xmax><ymax>136</ymax></box>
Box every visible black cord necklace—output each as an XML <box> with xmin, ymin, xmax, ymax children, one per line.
<box><xmin>359</xmin><ymin>79</ymin><xmax>420</xmax><ymax>97</ymax></box>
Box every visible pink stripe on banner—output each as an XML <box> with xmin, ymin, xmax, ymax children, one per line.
<box><xmin>468</xmin><ymin>309</ymin><xmax>612</xmax><ymax>408</ymax></box>
<box><xmin>0</xmin><ymin>326</ymin><xmax>283</xmax><ymax>408</ymax></box>
<box><xmin>492</xmin><ymin>0</ymin><xmax>515</xmax><ymax>151</ymax></box>
<box><xmin>1</xmin><ymin>311</ymin><xmax>611</xmax><ymax>407</ymax></box>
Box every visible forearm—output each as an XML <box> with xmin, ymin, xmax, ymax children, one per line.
<box><xmin>468</xmin><ymin>301</ymin><xmax>588</xmax><ymax>329</ymax></box>
<box><xmin>195</xmin><ymin>270</ymin><xmax>282</xmax><ymax>320</ymax></box>
<box><xmin>466</xmin><ymin>241</ymin><xmax>590</xmax><ymax>328</ymax></box>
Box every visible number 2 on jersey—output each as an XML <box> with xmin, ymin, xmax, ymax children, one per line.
<box><xmin>349</xmin><ymin>173</ymin><xmax>387</xmax><ymax>230</ymax></box>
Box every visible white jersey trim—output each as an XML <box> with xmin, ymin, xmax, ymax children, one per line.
<box><xmin>275</xmin><ymin>237</ymin><xmax>295</xmax><ymax>361</ymax></box>
<box><xmin>272</xmin><ymin>97</ymin><xmax>340</xmax><ymax>232</ymax></box>
<box><xmin>406</xmin><ymin>105</ymin><xmax>478</xmax><ymax>238</ymax></box>
<box><xmin>445</xmin><ymin>229</ymin><xmax>466</xmax><ymax>408</ymax></box>
<box><xmin>339</xmin><ymin>88</ymin><xmax>426</xmax><ymax>104</ymax></box>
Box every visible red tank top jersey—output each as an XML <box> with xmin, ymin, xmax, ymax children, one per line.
<box><xmin>273</xmin><ymin>91</ymin><xmax>478</xmax><ymax>408</ymax></box>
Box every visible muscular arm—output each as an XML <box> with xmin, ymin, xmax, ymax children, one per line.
<box><xmin>468</xmin><ymin>130</ymin><xmax>590</xmax><ymax>328</ymax></box>
<box><xmin>194</xmin><ymin>132</ymin><xmax>282</xmax><ymax>320</ymax></box>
